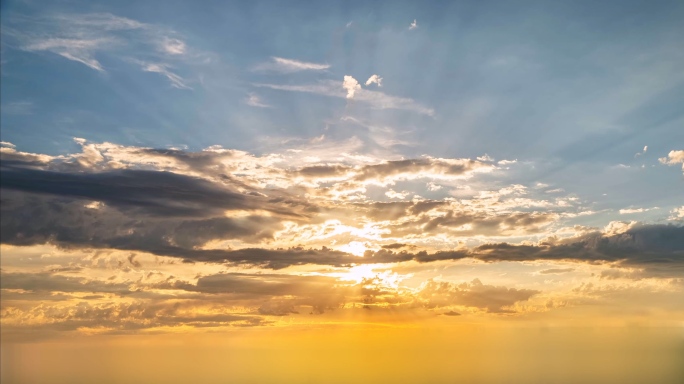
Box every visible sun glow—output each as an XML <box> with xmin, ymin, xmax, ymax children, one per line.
<box><xmin>339</xmin><ymin>241</ymin><xmax>368</xmax><ymax>256</ymax></box>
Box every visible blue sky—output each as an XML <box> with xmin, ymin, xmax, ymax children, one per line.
<box><xmin>1</xmin><ymin>0</ymin><xmax>683</xmax><ymax>231</ymax></box>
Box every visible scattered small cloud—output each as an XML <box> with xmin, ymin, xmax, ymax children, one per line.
<box><xmin>659</xmin><ymin>150</ymin><xmax>684</xmax><ymax>173</ymax></box>
<box><xmin>477</xmin><ymin>154</ymin><xmax>494</xmax><ymax>162</ymax></box>
<box><xmin>442</xmin><ymin>311</ymin><xmax>461</xmax><ymax>316</ymax></box>
<box><xmin>255</xmin><ymin>79</ymin><xmax>434</xmax><ymax>116</ymax></box>
<box><xmin>160</xmin><ymin>37</ymin><xmax>186</xmax><ymax>55</ymax></box>
<box><xmin>635</xmin><ymin>145</ymin><xmax>648</xmax><ymax>157</ymax></box>
<box><xmin>619</xmin><ymin>207</ymin><xmax>658</xmax><ymax>215</ymax></box>
<box><xmin>23</xmin><ymin>37</ymin><xmax>112</xmax><ymax>71</ymax></box>
<box><xmin>343</xmin><ymin>75</ymin><xmax>361</xmax><ymax>99</ymax></box>
<box><xmin>539</xmin><ymin>268</ymin><xmax>575</xmax><ymax>275</ymax></box>
<box><xmin>253</xmin><ymin>57</ymin><xmax>330</xmax><ymax>73</ymax></box>
<box><xmin>365</xmin><ymin>74</ymin><xmax>383</xmax><ymax>87</ymax></box>
<box><xmin>138</xmin><ymin>62</ymin><xmax>191</xmax><ymax>89</ymax></box>
<box><xmin>409</xmin><ymin>19</ymin><xmax>418</xmax><ymax>30</ymax></box>
<box><xmin>245</xmin><ymin>93</ymin><xmax>271</xmax><ymax>108</ymax></box>
<box><xmin>670</xmin><ymin>206</ymin><xmax>684</xmax><ymax>221</ymax></box>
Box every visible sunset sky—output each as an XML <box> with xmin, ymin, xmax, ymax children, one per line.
<box><xmin>1</xmin><ymin>1</ymin><xmax>684</xmax><ymax>383</ymax></box>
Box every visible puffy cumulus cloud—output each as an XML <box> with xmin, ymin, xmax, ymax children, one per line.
<box><xmin>343</xmin><ymin>75</ymin><xmax>361</xmax><ymax>99</ymax></box>
<box><xmin>2</xmin><ymin>141</ymin><xmax>681</xmax><ymax>273</ymax></box>
<box><xmin>365</xmin><ymin>74</ymin><xmax>383</xmax><ymax>87</ymax></box>
<box><xmin>416</xmin><ymin>279</ymin><xmax>539</xmax><ymax>313</ymax></box>
<box><xmin>659</xmin><ymin>150</ymin><xmax>684</xmax><ymax>173</ymax></box>
<box><xmin>670</xmin><ymin>206</ymin><xmax>684</xmax><ymax>221</ymax></box>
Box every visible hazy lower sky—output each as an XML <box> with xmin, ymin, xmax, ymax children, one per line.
<box><xmin>1</xmin><ymin>1</ymin><xmax>683</xmax><ymax>383</ymax></box>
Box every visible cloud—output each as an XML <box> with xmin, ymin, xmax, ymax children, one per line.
<box><xmin>670</xmin><ymin>206</ymin><xmax>684</xmax><ymax>221</ymax></box>
<box><xmin>160</xmin><ymin>37</ymin><xmax>186</xmax><ymax>55</ymax></box>
<box><xmin>343</xmin><ymin>75</ymin><xmax>361</xmax><ymax>99</ymax></box>
<box><xmin>253</xmin><ymin>57</ymin><xmax>330</xmax><ymax>73</ymax></box>
<box><xmin>6</xmin><ymin>12</ymin><xmax>200</xmax><ymax>84</ymax></box>
<box><xmin>659</xmin><ymin>150</ymin><xmax>684</xmax><ymax>173</ymax></box>
<box><xmin>635</xmin><ymin>145</ymin><xmax>648</xmax><ymax>157</ymax></box>
<box><xmin>409</xmin><ymin>19</ymin><xmax>418</xmax><ymax>30</ymax></box>
<box><xmin>3</xmin><ymin>142</ymin><xmax>680</xmax><ymax>272</ymax></box>
<box><xmin>255</xmin><ymin>80</ymin><xmax>435</xmax><ymax>115</ymax></box>
<box><xmin>619</xmin><ymin>207</ymin><xmax>657</xmax><ymax>214</ymax></box>
<box><xmin>139</xmin><ymin>62</ymin><xmax>191</xmax><ymax>89</ymax></box>
<box><xmin>245</xmin><ymin>93</ymin><xmax>271</xmax><ymax>108</ymax></box>
<box><xmin>417</xmin><ymin>279</ymin><xmax>539</xmax><ymax>313</ymax></box>
<box><xmin>365</xmin><ymin>74</ymin><xmax>383</xmax><ymax>87</ymax></box>
<box><xmin>539</xmin><ymin>268</ymin><xmax>575</xmax><ymax>274</ymax></box>
<box><xmin>23</xmin><ymin>37</ymin><xmax>112</xmax><ymax>71</ymax></box>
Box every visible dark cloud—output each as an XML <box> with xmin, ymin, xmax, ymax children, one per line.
<box><xmin>0</xmin><ymin>272</ymin><xmax>132</xmax><ymax>295</ymax></box>
<box><xmin>296</xmin><ymin>158</ymin><xmax>488</xmax><ymax>182</ymax></box>
<box><xmin>539</xmin><ymin>268</ymin><xmax>575</xmax><ymax>274</ymax></box>
<box><xmin>0</xmin><ymin>165</ymin><xmax>257</xmax><ymax>217</ymax></box>
<box><xmin>381</xmin><ymin>243</ymin><xmax>414</xmax><ymax>250</ymax></box>
<box><xmin>442</xmin><ymin>310</ymin><xmax>461</xmax><ymax>316</ymax></box>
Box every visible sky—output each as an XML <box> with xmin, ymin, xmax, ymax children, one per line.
<box><xmin>1</xmin><ymin>1</ymin><xmax>684</xmax><ymax>383</ymax></box>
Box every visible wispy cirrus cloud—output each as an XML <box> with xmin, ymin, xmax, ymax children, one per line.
<box><xmin>253</xmin><ymin>56</ymin><xmax>330</xmax><ymax>73</ymax></box>
<box><xmin>22</xmin><ymin>37</ymin><xmax>115</xmax><ymax>71</ymax></box>
<box><xmin>245</xmin><ymin>93</ymin><xmax>271</xmax><ymax>108</ymax></box>
<box><xmin>4</xmin><ymin>12</ymin><xmax>200</xmax><ymax>88</ymax></box>
<box><xmin>256</xmin><ymin>77</ymin><xmax>435</xmax><ymax>116</ymax></box>
<box><xmin>137</xmin><ymin>61</ymin><xmax>191</xmax><ymax>89</ymax></box>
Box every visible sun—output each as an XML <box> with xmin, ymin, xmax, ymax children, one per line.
<box><xmin>340</xmin><ymin>264</ymin><xmax>378</xmax><ymax>284</ymax></box>
<box><xmin>339</xmin><ymin>241</ymin><xmax>368</xmax><ymax>257</ymax></box>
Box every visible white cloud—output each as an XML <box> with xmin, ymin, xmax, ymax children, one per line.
<box><xmin>385</xmin><ymin>190</ymin><xmax>410</xmax><ymax>199</ymax></box>
<box><xmin>253</xmin><ymin>57</ymin><xmax>330</xmax><ymax>73</ymax></box>
<box><xmin>498</xmin><ymin>159</ymin><xmax>517</xmax><ymax>165</ymax></box>
<box><xmin>670</xmin><ymin>206</ymin><xmax>684</xmax><ymax>220</ymax></box>
<box><xmin>365</xmin><ymin>74</ymin><xmax>383</xmax><ymax>87</ymax></box>
<box><xmin>161</xmin><ymin>37</ymin><xmax>186</xmax><ymax>55</ymax></box>
<box><xmin>343</xmin><ymin>75</ymin><xmax>361</xmax><ymax>99</ymax></box>
<box><xmin>245</xmin><ymin>93</ymin><xmax>271</xmax><ymax>108</ymax></box>
<box><xmin>618</xmin><ymin>207</ymin><xmax>658</xmax><ymax>215</ymax></box>
<box><xmin>53</xmin><ymin>13</ymin><xmax>145</xmax><ymax>31</ymax></box>
<box><xmin>139</xmin><ymin>62</ymin><xmax>192</xmax><ymax>89</ymax></box>
<box><xmin>23</xmin><ymin>37</ymin><xmax>113</xmax><ymax>71</ymax></box>
<box><xmin>477</xmin><ymin>154</ymin><xmax>494</xmax><ymax>162</ymax></box>
<box><xmin>10</xmin><ymin>12</ymin><xmax>198</xmax><ymax>78</ymax></box>
<box><xmin>635</xmin><ymin>145</ymin><xmax>648</xmax><ymax>157</ymax></box>
<box><xmin>659</xmin><ymin>150</ymin><xmax>684</xmax><ymax>173</ymax></box>
<box><xmin>255</xmin><ymin>80</ymin><xmax>435</xmax><ymax>116</ymax></box>
<box><xmin>409</xmin><ymin>19</ymin><xmax>418</xmax><ymax>30</ymax></box>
